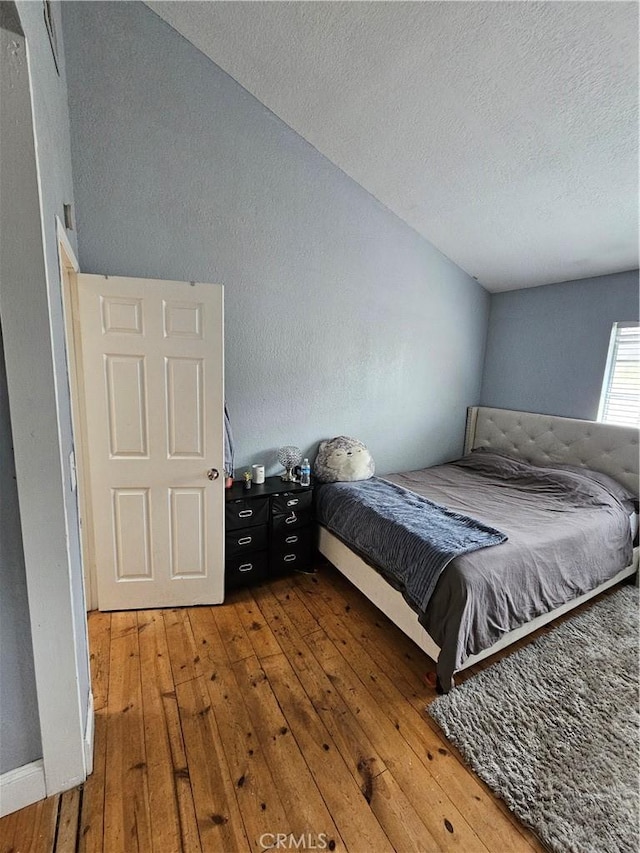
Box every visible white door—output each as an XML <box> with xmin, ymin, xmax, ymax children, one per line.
<box><xmin>76</xmin><ymin>274</ymin><xmax>224</xmax><ymax>610</ymax></box>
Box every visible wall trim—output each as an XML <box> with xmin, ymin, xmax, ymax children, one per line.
<box><xmin>0</xmin><ymin>760</ymin><xmax>46</xmax><ymax>818</ymax></box>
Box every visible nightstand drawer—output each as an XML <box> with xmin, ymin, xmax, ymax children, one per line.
<box><xmin>226</xmin><ymin>551</ymin><xmax>268</xmax><ymax>589</ymax></box>
<box><xmin>225</xmin><ymin>524</ymin><xmax>268</xmax><ymax>558</ymax></box>
<box><xmin>271</xmin><ymin>509</ymin><xmax>311</xmax><ymax>534</ymax></box>
<box><xmin>270</xmin><ymin>526</ymin><xmax>314</xmax><ymax>553</ymax></box>
<box><xmin>271</xmin><ymin>490</ymin><xmax>313</xmax><ymax>516</ymax></box>
<box><xmin>270</xmin><ymin>538</ymin><xmax>313</xmax><ymax>575</ymax></box>
<box><xmin>226</xmin><ymin>497</ymin><xmax>269</xmax><ymax>530</ymax></box>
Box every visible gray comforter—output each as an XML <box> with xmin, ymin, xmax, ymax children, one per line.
<box><xmin>322</xmin><ymin>451</ymin><xmax>634</xmax><ymax>690</ymax></box>
<box><xmin>315</xmin><ymin>477</ymin><xmax>507</xmax><ymax>614</ymax></box>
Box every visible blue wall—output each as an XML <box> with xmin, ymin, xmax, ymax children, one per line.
<box><xmin>0</xmin><ymin>324</ymin><xmax>41</xmax><ymax>772</ymax></box>
<box><xmin>481</xmin><ymin>270</ymin><xmax>640</xmax><ymax>420</ymax></box>
<box><xmin>62</xmin><ymin>1</ymin><xmax>489</xmax><ymax>476</ymax></box>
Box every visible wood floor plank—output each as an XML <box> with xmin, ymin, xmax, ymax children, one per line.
<box><xmin>55</xmin><ymin>787</ymin><xmax>81</xmax><ymax>853</ymax></box>
<box><xmin>260</xmin><ymin>651</ymin><xmax>395</xmax><ymax>853</ymax></box>
<box><xmin>298</xmin><ymin>567</ymin><xmax>436</xmax><ymax>688</ymax></box>
<box><xmin>232</xmin><ymin>587</ymin><xmax>282</xmax><ymax>660</ymax></box>
<box><xmin>163</xmin><ymin>609</ymin><xmax>206</xmax><ymax>686</ymax></box>
<box><xmin>161</xmin><ymin>693</ymin><xmax>202</xmax><ymax>853</ymax></box>
<box><xmin>232</xmin><ymin>654</ymin><xmax>345</xmax><ymax>850</ymax></box>
<box><xmin>78</xmin><ymin>708</ymin><xmax>107</xmax><ymax>853</ymax></box>
<box><xmin>137</xmin><ymin>611</ymin><xmax>193</xmax><ymax>853</ymax></box>
<box><xmin>145</xmin><ymin>613</ymin><xmax>203</xmax><ymax>853</ymax></box>
<box><xmin>268</xmin><ymin>575</ymin><xmax>321</xmax><ymax>636</ymax></box>
<box><xmin>188</xmin><ymin>606</ymin><xmax>229</xmax><ymax>668</ymax></box>
<box><xmin>298</xmin><ymin>569</ymin><xmax>545</xmax><ymax>850</ymax></box>
<box><xmin>210</xmin><ymin>602</ymin><xmax>254</xmax><ymax>664</ymax></box>
<box><xmin>305</xmin><ymin>629</ymin><xmax>489</xmax><ymax>852</ymax></box>
<box><xmin>369</xmin><ymin>769</ymin><xmax>443</xmax><ymax>853</ymax></box>
<box><xmin>204</xmin><ymin>661</ymin><xmax>291</xmax><ymax>850</ymax></box>
<box><xmin>299</xmin><ymin>579</ymin><xmax>539</xmax><ymax>853</ymax></box>
<box><xmin>36</xmin><ymin>796</ymin><xmax>60</xmax><ymax>853</ymax></box>
<box><xmin>175</xmin><ymin>676</ymin><xmax>248</xmax><ymax>852</ymax></box>
<box><xmin>9</xmin><ymin>796</ymin><xmax>59</xmax><ymax>853</ymax></box>
<box><xmin>297</xmin><ymin>569</ymin><xmax>435</xmax><ymax>706</ymax></box>
<box><xmin>189</xmin><ymin>602</ymin><xmax>292</xmax><ymax>850</ymax></box>
<box><xmin>251</xmin><ymin>584</ymin><xmax>388</xmax><ymax>785</ymax></box>
<box><xmin>0</xmin><ymin>809</ymin><xmax>19</xmax><ymax>853</ymax></box>
<box><xmin>104</xmin><ymin>611</ymin><xmax>152</xmax><ymax>853</ymax></box>
<box><xmin>87</xmin><ymin>611</ymin><xmax>111</xmax><ymax>711</ymax></box>
<box><xmin>308</xmin><ymin>570</ymin><xmax>447</xmax><ymax>723</ymax></box>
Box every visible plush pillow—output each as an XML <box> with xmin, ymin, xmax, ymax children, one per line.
<box><xmin>314</xmin><ymin>436</ymin><xmax>375</xmax><ymax>483</ymax></box>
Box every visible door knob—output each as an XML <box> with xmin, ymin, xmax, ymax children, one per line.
<box><xmin>207</xmin><ymin>468</ymin><xmax>220</xmax><ymax>480</ymax></box>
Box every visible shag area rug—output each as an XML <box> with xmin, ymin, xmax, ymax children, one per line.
<box><xmin>429</xmin><ymin>585</ymin><xmax>639</xmax><ymax>853</ymax></box>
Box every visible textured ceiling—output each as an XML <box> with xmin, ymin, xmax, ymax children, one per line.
<box><xmin>147</xmin><ymin>1</ymin><xmax>639</xmax><ymax>292</ymax></box>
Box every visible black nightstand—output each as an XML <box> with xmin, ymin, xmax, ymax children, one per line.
<box><xmin>225</xmin><ymin>476</ymin><xmax>315</xmax><ymax>591</ymax></box>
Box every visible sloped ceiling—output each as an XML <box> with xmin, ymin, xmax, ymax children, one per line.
<box><xmin>147</xmin><ymin>1</ymin><xmax>639</xmax><ymax>292</ymax></box>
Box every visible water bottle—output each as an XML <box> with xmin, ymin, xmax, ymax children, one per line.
<box><xmin>300</xmin><ymin>458</ymin><xmax>311</xmax><ymax>487</ymax></box>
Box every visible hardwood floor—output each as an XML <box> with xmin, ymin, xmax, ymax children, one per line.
<box><xmin>0</xmin><ymin>562</ymin><xmax>555</xmax><ymax>853</ymax></box>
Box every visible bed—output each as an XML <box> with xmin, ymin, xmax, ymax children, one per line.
<box><xmin>316</xmin><ymin>407</ymin><xmax>639</xmax><ymax>691</ymax></box>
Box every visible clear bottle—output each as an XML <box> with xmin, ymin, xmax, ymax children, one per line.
<box><xmin>300</xmin><ymin>458</ymin><xmax>311</xmax><ymax>487</ymax></box>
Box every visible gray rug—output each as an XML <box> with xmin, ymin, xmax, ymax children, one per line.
<box><xmin>428</xmin><ymin>585</ymin><xmax>639</xmax><ymax>853</ymax></box>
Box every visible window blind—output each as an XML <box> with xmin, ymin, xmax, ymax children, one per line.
<box><xmin>598</xmin><ymin>322</ymin><xmax>640</xmax><ymax>427</ymax></box>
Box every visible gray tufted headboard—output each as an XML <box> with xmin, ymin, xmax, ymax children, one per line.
<box><xmin>464</xmin><ymin>407</ymin><xmax>639</xmax><ymax>496</ymax></box>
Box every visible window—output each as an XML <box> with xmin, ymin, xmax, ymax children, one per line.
<box><xmin>598</xmin><ymin>322</ymin><xmax>640</xmax><ymax>427</ymax></box>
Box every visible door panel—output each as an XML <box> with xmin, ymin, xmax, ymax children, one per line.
<box><xmin>169</xmin><ymin>487</ymin><xmax>206</xmax><ymax>577</ymax></box>
<box><xmin>105</xmin><ymin>355</ymin><xmax>149</xmax><ymax>457</ymax></box>
<box><xmin>77</xmin><ymin>274</ymin><xmax>224</xmax><ymax>610</ymax></box>
<box><xmin>165</xmin><ymin>356</ymin><xmax>204</xmax><ymax>458</ymax></box>
<box><xmin>112</xmin><ymin>488</ymin><xmax>152</xmax><ymax>580</ymax></box>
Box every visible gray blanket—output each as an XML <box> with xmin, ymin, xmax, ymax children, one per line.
<box><xmin>318</xmin><ymin>451</ymin><xmax>634</xmax><ymax>691</ymax></box>
<box><xmin>315</xmin><ymin>478</ymin><xmax>507</xmax><ymax>614</ymax></box>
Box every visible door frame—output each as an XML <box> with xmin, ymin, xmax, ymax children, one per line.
<box><xmin>57</xmin><ymin>219</ymin><xmax>98</xmax><ymax>610</ymax></box>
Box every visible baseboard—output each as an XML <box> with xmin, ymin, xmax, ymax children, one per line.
<box><xmin>84</xmin><ymin>691</ymin><xmax>94</xmax><ymax>777</ymax></box>
<box><xmin>0</xmin><ymin>759</ymin><xmax>46</xmax><ymax>817</ymax></box>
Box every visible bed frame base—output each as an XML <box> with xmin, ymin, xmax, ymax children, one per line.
<box><xmin>318</xmin><ymin>526</ymin><xmax>639</xmax><ymax>676</ymax></box>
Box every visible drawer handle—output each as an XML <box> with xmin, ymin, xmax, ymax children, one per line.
<box><xmin>238</xmin><ymin>563</ymin><xmax>253</xmax><ymax>572</ymax></box>
<box><xmin>286</xmin><ymin>498</ymin><xmax>299</xmax><ymax>507</ymax></box>
<box><xmin>285</xmin><ymin>535</ymin><xmax>299</xmax><ymax>544</ymax></box>
<box><xmin>285</xmin><ymin>512</ymin><xmax>297</xmax><ymax>525</ymax></box>
<box><xmin>283</xmin><ymin>554</ymin><xmax>297</xmax><ymax>562</ymax></box>
<box><xmin>238</xmin><ymin>536</ymin><xmax>252</xmax><ymax>545</ymax></box>
<box><xmin>238</xmin><ymin>509</ymin><xmax>253</xmax><ymax>518</ymax></box>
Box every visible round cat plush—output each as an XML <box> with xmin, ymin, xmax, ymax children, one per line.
<box><xmin>314</xmin><ymin>436</ymin><xmax>375</xmax><ymax>483</ymax></box>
